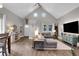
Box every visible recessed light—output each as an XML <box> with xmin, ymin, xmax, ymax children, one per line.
<box><xmin>33</xmin><ymin>13</ymin><xmax>38</xmax><ymax>17</ymax></box>
<box><xmin>0</xmin><ymin>4</ymin><xmax>3</xmax><ymax>8</ymax></box>
<box><xmin>25</xmin><ymin>25</ymin><xmax>29</xmax><ymax>28</ymax></box>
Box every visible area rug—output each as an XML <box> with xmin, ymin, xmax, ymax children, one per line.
<box><xmin>10</xmin><ymin>39</ymin><xmax>72</xmax><ymax>56</ymax></box>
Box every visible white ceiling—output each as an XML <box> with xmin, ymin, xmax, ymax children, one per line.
<box><xmin>3</xmin><ymin>3</ymin><xmax>79</xmax><ymax>19</ymax></box>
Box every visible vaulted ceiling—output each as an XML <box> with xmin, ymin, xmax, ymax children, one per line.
<box><xmin>3</xmin><ymin>3</ymin><xmax>79</xmax><ymax>19</ymax></box>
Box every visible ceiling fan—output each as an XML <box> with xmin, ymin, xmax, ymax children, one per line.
<box><xmin>34</xmin><ymin>3</ymin><xmax>42</xmax><ymax>8</ymax></box>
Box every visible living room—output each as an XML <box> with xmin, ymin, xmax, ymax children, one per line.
<box><xmin>0</xmin><ymin>3</ymin><xmax>79</xmax><ymax>56</ymax></box>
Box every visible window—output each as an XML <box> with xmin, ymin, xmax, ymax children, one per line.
<box><xmin>43</xmin><ymin>25</ymin><xmax>52</xmax><ymax>32</ymax></box>
<box><xmin>0</xmin><ymin>14</ymin><xmax>5</xmax><ymax>34</ymax></box>
<box><xmin>43</xmin><ymin>25</ymin><xmax>47</xmax><ymax>31</ymax></box>
<box><xmin>49</xmin><ymin>25</ymin><xmax>52</xmax><ymax>31</ymax></box>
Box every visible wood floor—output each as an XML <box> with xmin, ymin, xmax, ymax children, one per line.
<box><xmin>10</xmin><ymin>38</ymin><xmax>79</xmax><ymax>56</ymax></box>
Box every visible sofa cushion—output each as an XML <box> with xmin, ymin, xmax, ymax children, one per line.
<box><xmin>44</xmin><ymin>39</ymin><xmax>57</xmax><ymax>48</ymax></box>
<box><xmin>45</xmin><ymin>39</ymin><xmax>57</xmax><ymax>44</ymax></box>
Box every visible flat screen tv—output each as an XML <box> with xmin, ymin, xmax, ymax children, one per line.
<box><xmin>63</xmin><ymin>21</ymin><xmax>79</xmax><ymax>33</ymax></box>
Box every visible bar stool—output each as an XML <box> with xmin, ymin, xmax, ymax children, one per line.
<box><xmin>0</xmin><ymin>40</ymin><xmax>7</xmax><ymax>56</ymax></box>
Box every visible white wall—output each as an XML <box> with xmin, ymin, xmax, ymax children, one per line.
<box><xmin>0</xmin><ymin>7</ymin><xmax>24</xmax><ymax>35</ymax></box>
<box><xmin>58</xmin><ymin>7</ymin><xmax>79</xmax><ymax>37</ymax></box>
<box><xmin>24</xmin><ymin>7</ymin><xmax>56</xmax><ymax>37</ymax></box>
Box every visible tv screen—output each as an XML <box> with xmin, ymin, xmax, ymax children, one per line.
<box><xmin>63</xmin><ymin>21</ymin><xmax>78</xmax><ymax>33</ymax></box>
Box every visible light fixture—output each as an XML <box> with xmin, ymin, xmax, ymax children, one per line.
<box><xmin>25</xmin><ymin>25</ymin><xmax>29</xmax><ymax>28</ymax></box>
<box><xmin>25</xmin><ymin>18</ymin><xmax>29</xmax><ymax>28</ymax></box>
<box><xmin>7</xmin><ymin>26</ymin><xmax>14</xmax><ymax>32</ymax></box>
<box><xmin>0</xmin><ymin>4</ymin><xmax>3</xmax><ymax>8</ymax></box>
<box><xmin>53</xmin><ymin>30</ymin><xmax>56</xmax><ymax>33</ymax></box>
<box><xmin>33</xmin><ymin>13</ymin><xmax>38</xmax><ymax>17</ymax></box>
<box><xmin>35</xmin><ymin>28</ymin><xmax>39</xmax><ymax>36</ymax></box>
